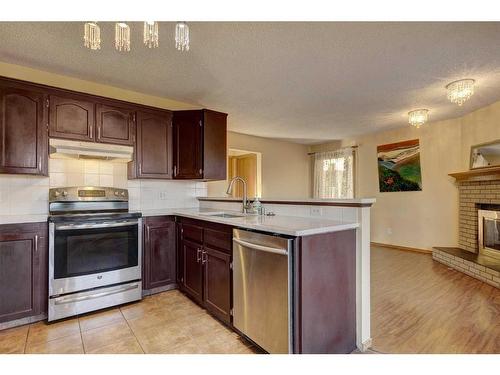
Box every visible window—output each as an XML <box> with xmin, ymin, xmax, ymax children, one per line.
<box><xmin>313</xmin><ymin>148</ymin><xmax>354</xmax><ymax>199</ymax></box>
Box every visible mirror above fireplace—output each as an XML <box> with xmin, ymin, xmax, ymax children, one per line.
<box><xmin>470</xmin><ymin>140</ymin><xmax>500</xmax><ymax>169</ymax></box>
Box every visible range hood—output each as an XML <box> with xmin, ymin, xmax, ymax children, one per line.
<box><xmin>49</xmin><ymin>139</ymin><xmax>133</xmax><ymax>163</ymax></box>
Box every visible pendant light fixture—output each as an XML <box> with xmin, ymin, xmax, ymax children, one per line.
<box><xmin>175</xmin><ymin>22</ymin><xmax>190</xmax><ymax>51</ymax></box>
<box><xmin>446</xmin><ymin>79</ymin><xmax>475</xmax><ymax>106</ymax></box>
<box><xmin>144</xmin><ymin>21</ymin><xmax>159</xmax><ymax>48</ymax></box>
<box><xmin>408</xmin><ymin>109</ymin><xmax>429</xmax><ymax>128</ymax></box>
<box><xmin>83</xmin><ymin>22</ymin><xmax>101</xmax><ymax>50</ymax></box>
<box><xmin>115</xmin><ymin>22</ymin><xmax>131</xmax><ymax>52</ymax></box>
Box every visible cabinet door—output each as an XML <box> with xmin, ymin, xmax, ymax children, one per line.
<box><xmin>135</xmin><ymin>110</ymin><xmax>172</xmax><ymax>179</ymax></box>
<box><xmin>203</xmin><ymin>110</ymin><xmax>227</xmax><ymax>180</ymax></box>
<box><xmin>172</xmin><ymin>111</ymin><xmax>203</xmax><ymax>179</ymax></box>
<box><xmin>182</xmin><ymin>239</ymin><xmax>204</xmax><ymax>304</ymax></box>
<box><xmin>49</xmin><ymin>94</ymin><xmax>95</xmax><ymax>141</ymax></box>
<box><xmin>0</xmin><ymin>84</ymin><xmax>47</xmax><ymax>175</ymax></box>
<box><xmin>144</xmin><ymin>217</ymin><xmax>176</xmax><ymax>290</ymax></box>
<box><xmin>96</xmin><ymin>104</ymin><xmax>135</xmax><ymax>145</ymax></box>
<box><xmin>203</xmin><ymin>246</ymin><xmax>231</xmax><ymax>324</ymax></box>
<box><xmin>0</xmin><ymin>223</ymin><xmax>47</xmax><ymax>323</ymax></box>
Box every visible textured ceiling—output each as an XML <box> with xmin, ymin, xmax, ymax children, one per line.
<box><xmin>1</xmin><ymin>22</ymin><xmax>500</xmax><ymax>144</ymax></box>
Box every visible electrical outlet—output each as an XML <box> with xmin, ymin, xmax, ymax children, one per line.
<box><xmin>387</xmin><ymin>227</ymin><xmax>393</xmax><ymax>235</ymax></box>
<box><xmin>158</xmin><ymin>191</ymin><xmax>169</xmax><ymax>200</ymax></box>
<box><xmin>311</xmin><ymin>207</ymin><xmax>322</xmax><ymax>216</ymax></box>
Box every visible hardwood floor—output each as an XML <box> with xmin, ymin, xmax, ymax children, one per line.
<box><xmin>0</xmin><ymin>289</ymin><xmax>259</xmax><ymax>354</ymax></box>
<box><xmin>371</xmin><ymin>245</ymin><xmax>500</xmax><ymax>354</ymax></box>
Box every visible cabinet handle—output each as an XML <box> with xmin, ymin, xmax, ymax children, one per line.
<box><xmin>34</xmin><ymin>235</ymin><xmax>39</xmax><ymax>254</ymax></box>
<box><xmin>97</xmin><ymin>125</ymin><xmax>101</xmax><ymax>139</ymax></box>
<box><xmin>199</xmin><ymin>168</ymin><xmax>203</xmax><ymax>176</ymax></box>
<box><xmin>202</xmin><ymin>250</ymin><xmax>207</xmax><ymax>264</ymax></box>
<box><xmin>38</xmin><ymin>156</ymin><xmax>42</xmax><ymax>171</ymax></box>
<box><xmin>197</xmin><ymin>248</ymin><xmax>202</xmax><ymax>263</ymax></box>
<box><xmin>173</xmin><ymin>165</ymin><xmax>177</xmax><ymax>177</ymax></box>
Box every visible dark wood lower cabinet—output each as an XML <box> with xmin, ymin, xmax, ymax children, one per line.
<box><xmin>0</xmin><ymin>222</ymin><xmax>47</xmax><ymax>323</ymax></box>
<box><xmin>143</xmin><ymin>216</ymin><xmax>176</xmax><ymax>292</ymax></box>
<box><xmin>182</xmin><ymin>239</ymin><xmax>204</xmax><ymax>304</ymax></box>
<box><xmin>177</xmin><ymin>218</ymin><xmax>233</xmax><ymax>324</ymax></box>
<box><xmin>203</xmin><ymin>246</ymin><xmax>231</xmax><ymax>323</ymax></box>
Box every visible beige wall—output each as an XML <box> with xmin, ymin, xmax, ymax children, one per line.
<box><xmin>325</xmin><ymin>99</ymin><xmax>500</xmax><ymax>251</ymax></box>
<box><xmin>208</xmin><ymin>132</ymin><xmax>311</xmax><ymax>199</ymax></box>
<box><xmin>0</xmin><ymin>61</ymin><xmax>197</xmax><ymax>110</ymax></box>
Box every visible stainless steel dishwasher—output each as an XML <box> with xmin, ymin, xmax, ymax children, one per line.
<box><xmin>232</xmin><ymin>228</ymin><xmax>293</xmax><ymax>354</ymax></box>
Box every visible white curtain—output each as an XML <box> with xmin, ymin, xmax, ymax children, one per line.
<box><xmin>313</xmin><ymin>148</ymin><xmax>354</xmax><ymax>199</ymax></box>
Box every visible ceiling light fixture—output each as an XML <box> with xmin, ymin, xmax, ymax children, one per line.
<box><xmin>115</xmin><ymin>22</ymin><xmax>131</xmax><ymax>52</ymax></box>
<box><xmin>408</xmin><ymin>109</ymin><xmax>429</xmax><ymax>128</ymax></box>
<box><xmin>83</xmin><ymin>22</ymin><xmax>101</xmax><ymax>50</ymax></box>
<box><xmin>446</xmin><ymin>79</ymin><xmax>475</xmax><ymax>106</ymax></box>
<box><xmin>144</xmin><ymin>21</ymin><xmax>159</xmax><ymax>48</ymax></box>
<box><xmin>175</xmin><ymin>22</ymin><xmax>190</xmax><ymax>51</ymax></box>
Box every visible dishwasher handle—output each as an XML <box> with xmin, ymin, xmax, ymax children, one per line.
<box><xmin>233</xmin><ymin>237</ymin><xmax>288</xmax><ymax>256</ymax></box>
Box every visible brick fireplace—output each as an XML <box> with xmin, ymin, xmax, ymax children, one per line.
<box><xmin>432</xmin><ymin>169</ymin><xmax>500</xmax><ymax>289</ymax></box>
<box><xmin>458</xmin><ymin>180</ymin><xmax>500</xmax><ymax>253</ymax></box>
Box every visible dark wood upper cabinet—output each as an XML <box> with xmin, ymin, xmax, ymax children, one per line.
<box><xmin>0</xmin><ymin>222</ymin><xmax>48</xmax><ymax>323</ymax></box>
<box><xmin>172</xmin><ymin>109</ymin><xmax>227</xmax><ymax>180</ymax></box>
<box><xmin>48</xmin><ymin>94</ymin><xmax>95</xmax><ymax>142</ymax></box>
<box><xmin>96</xmin><ymin>104</ymin><xmax>135</xmax><ymax>145</ymax></box>
<box><xmin>130</xmin><ymin>110</ymin><xmax>172</xmax><ymax>179</ymax></box>
<box><xmin>172</xmin><ymin>110</ymin><xmax>203</xmax><ymax>179</ymax></box>
<box><xmin>143</xmin><ymin>216</ymin><xmax>176</xmax><ymax>291</ymax></box>
<box><xmin>0</xmin><ymin>82</ymin><xmax>48</xmax><ymax>176</ymax></box>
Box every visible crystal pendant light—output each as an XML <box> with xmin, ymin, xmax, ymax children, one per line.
<box><xmin>408</xmin><ymin>109</ymin><xmax>429</xmax><ymax>128</ymax></box>
<box><xmin>175</xmin><ymin>22</ymin><xmax>190</xmax><ymax>51</ymax></box>
<box><xmin>83</xmin><ymin>22</ymin><xmax>101</xmax><ymax>50</ymax></box>
<box><xmin>446</xmin><ymin>79</ymin><xmax>475</xmax><ymax>106</ymax></box>
<box><xmin>144</xmin><ymin>21</ymin><xmax>159</xmax><ymax>48</ymax></box>
<box><xmin>115</xmin><ymin>22</ymin><xmax>131</xmax><ymax>52</ymax></box>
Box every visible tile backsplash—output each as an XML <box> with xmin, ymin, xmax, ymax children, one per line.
<box><xmin>0</xmin><ymin>158</ymin><xmax>206</xmax><ymax>216</ymax></box>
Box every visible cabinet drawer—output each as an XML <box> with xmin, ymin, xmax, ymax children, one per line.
<box><xmin>181</xmin><ymin>223</ymin><xmax>203</xmax><ymax>244</ymax></box>
<box><xmin>204</xmin><ymin>228</ymin><xmax>232</xmax><ymax>253</ymax></box>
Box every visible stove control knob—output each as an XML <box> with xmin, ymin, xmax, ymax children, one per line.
<box><xmin>120</xmin><ymin>191</ymin><xmax>126</xmax><ymax>197</ymax></box>
<box><xmin>114</xmin><ymin>191</ymin><xmax>120</xmax><ymax>196</ymax></box>
<box><xmin>62</xmin><ymin>191</ymin><xmax>68</xmax><ymax>197</ymax></box>
<box><xmin>54</xmin><ymin>191</ymin><xmax>61</xmax><ymax>198</ymax></box>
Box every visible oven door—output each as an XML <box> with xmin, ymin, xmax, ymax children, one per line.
<box><xmin>49</xmin><ymin>218</ymin><xmax>142</xmax><ymax>296</ymax></box>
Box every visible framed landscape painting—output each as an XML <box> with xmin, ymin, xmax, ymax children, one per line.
<box><xmin>377</xmin><ymin>139</ymin><xmax>422</xmax><ymax>192</ymax></box>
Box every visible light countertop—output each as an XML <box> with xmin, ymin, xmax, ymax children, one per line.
<box><xmin>0</xmin><ymin>214</ymin><xmax>49</xmax><ymax>225</ymax></box>
<box><xmin>1</xmin><ymin>209</ymin><xmax>359</xmax><ymax>237</ymax></box>
<box><xmin>141</xmin><ymin>208</ymin><xmax>359</xmax><ymax>237</ymax></box>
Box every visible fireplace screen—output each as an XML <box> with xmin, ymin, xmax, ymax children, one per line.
<box><xmin>482</xmin><ymin>218</ymin><xmax>500</xmax><ymax>250</ymax></box>
<box><xmin>478</xmin><ymin>209</ymin><xmax>500</xmax><ymax>259</ymax></box>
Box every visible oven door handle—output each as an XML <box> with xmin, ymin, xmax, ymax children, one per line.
<box><xmin>53</xmin><ymin>283</ymin><xmax>140</xmax><ymax>305</ymax></box>
<box><xmin>55</xmin><ymin>220</ymin><xmax>139</xmax><ymax>230</ymax></box>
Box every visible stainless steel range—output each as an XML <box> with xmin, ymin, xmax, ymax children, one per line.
<box><xmin>48</xmin><ymin>186</ymin><xmax>142</xmax><ymax>322</ymax></box>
